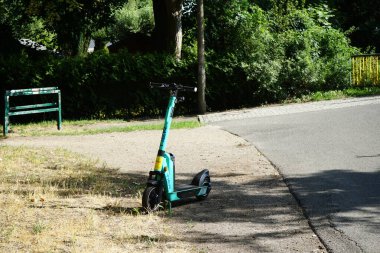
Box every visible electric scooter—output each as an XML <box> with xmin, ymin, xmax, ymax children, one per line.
<box><xmin>142</xmin><ymin>82</ymin><xmax>211</xmax><ymax>212</ymax></box>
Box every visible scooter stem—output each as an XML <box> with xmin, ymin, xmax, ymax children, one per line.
<box><xmin>154</xmin><ymin>93</ymin><xmax>177</xmax><ymax>171</ymax></box>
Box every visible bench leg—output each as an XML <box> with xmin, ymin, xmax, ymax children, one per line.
<box><xmin>3</xmin><ymin>95</ymin><xmax>9</xmax><ymax>136</ymax></box>
<box><xmin>3</xmin><ymin>115</ymin><xmax>9</xmax><ymax>136</ymax></box>
<box><xmin>57</xmin><ymin>91</ymin><xmax>62</xmax><ymax>130</ymax></box>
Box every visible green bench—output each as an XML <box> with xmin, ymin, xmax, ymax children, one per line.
<box><xmin>3</xmin><ymin>87</ymin><xmax>62</xmax><ymax>136</ymax></box>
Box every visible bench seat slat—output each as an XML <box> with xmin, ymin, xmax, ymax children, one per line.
<box><xmin>10</xmin><ymin>103</ymin><xmax>58</xmax><ymax>111</ymax></box>
<box><xmin>8</xmin><ymin>107</ymin><xmax>59</xmax><ymax>116</ymax></box>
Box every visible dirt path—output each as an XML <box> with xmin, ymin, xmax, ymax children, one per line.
<box><xmin>3</xmin><ymin>125</ymin><xmax>326</xmax><ymax>252</ymax></box>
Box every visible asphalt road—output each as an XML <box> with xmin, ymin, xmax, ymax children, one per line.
<box><xmin>213</xmin><ymin>102</ymin><xmax>380</xmax><ymax>253</ymax></box>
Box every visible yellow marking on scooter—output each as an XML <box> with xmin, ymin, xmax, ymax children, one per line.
<box><xmin>154</xmin><ymin>156</ymin><xmax>164</xmax><ymax>170</ymax></box>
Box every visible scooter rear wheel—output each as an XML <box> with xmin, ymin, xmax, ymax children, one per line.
<box><xmin>142</xmin><ymin>186</ymin><xmax>161</xmax><ymax>212</ymax></box>
<box><xmin>196</xmin><ymin>175</ymin><xmax>211</xmax><ymax>200</ymax></box>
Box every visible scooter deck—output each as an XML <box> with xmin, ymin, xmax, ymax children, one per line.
<box><xmin>175</xmin><ymin>184</ymin><xmax>198</xmax><ymax>191</ymax></box>
<box><xmin>174</xmin><ymin>184</ymin><xmax>202</xmax><ymax>199</ymax></box>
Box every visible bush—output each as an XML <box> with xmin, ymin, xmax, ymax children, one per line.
<box><xmin>110</xmin><ymin>0</ymin><xmax>154</xmax><ymax>39</ymax></box>
<box><xmin>0</xmin><ymin>50</ymin><xmax>198</xmax><ymax>120</ymax></box>
<box><xmin>201</xmin><ymin>2</ymin><xmax>358</xmax><ymax>107</ymax></box>
<box><xmin>275</xmin><ymin>6</ymin><xmax>357</xmax><ymax>95</ymax></box>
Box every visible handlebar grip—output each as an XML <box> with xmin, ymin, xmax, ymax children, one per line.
<box><xmin>149</xmin><ymin>82</ymin><xmax>172</xmax><ymax>89</ymax></box>
<box><xmin>180</xmin><ymin>85</ymin><xmax>197</xmax><ymax>93</ymax></box>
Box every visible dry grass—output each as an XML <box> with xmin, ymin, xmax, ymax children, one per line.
<box><xmin>0</xmin><ymin>146</ymin><xmax>193</xmax><ymax>252</ymax></box>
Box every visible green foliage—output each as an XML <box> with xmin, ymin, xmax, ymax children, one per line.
<box><xmin>0</xmin><ymin>0</ymin><xmax>26</xmax><ymax>28</ymax></box>
<box><xmin>307</xmin><ymin>0</ymin><xmax>380</xmax><ymax>52</ymax></box>
<box><xmin>0</xmin><ymin>50</ymin><xmax>198</xmax><ymax>119</ymax></box>
<box><xmin>18</xmin><ymin>17</ymin><xmax>57</xmax><ymax>50</ymax></box>
<box><xmin>199</xmin><ymin>1</ymin><xmax>358</xmax><ymax>109</ymax></box>
<box><xmin>270</xmin><ymin>0</ymin><xmax>306</xmax><ymax>16</ymax></box>
<box><xmin>26</xmin><ymin>0</ymin><xmax>125</xmax><ymax>55</ymax></box>
<box><xmin>0</xmin><ymin>1</ymin><xmax>31</xmax><ymax>54</ymax></box>
<box><xmin>110</xmin><ymin>0</ymin><xmax>154</xmax><ymax>40</ymax></box>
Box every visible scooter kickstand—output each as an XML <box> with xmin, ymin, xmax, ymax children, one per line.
<box><xmin>166</xmin><ymin>201</ymin><xmax>172</xmax><ymax>215</ymax></box>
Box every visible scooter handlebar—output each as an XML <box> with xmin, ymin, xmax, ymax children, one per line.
<box><xmin>149</xmin><ymin>82</ymin><xmax>197</xmax><ymax>93</ymax></box>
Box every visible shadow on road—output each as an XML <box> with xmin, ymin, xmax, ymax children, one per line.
<box><xmin>284</xmin><ymin>169</ymin><xmax>380</xmax><ymax>230</ymax></box>
<box><xmin>163</xmin><ymin>172</ymin><xmax>322</xmax><ymax>252</ymax></box>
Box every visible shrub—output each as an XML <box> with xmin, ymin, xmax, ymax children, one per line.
<box><xmin>0</xmin><ymin>50</ymin><xmax>198</xmax><ymax>120</ymax></box>
<box><xmin>201</xmin><ymin>2</ymin><xmax>357</xmax><ymax>107</ymax></box>
<box><xmin>275</xmin><ymin>6</ymin><xmax>358</xmax><ymax>95</ymax></box>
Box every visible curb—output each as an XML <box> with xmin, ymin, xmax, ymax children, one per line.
<box><xmin>198</xmin><ymin>96</ymin><xmax>380</xmax><ymax>123</ymax></box>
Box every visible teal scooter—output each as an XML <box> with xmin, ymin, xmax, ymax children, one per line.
<box><xmin>142</xmin><ymin>82</ymin><xmax>211</xmax><ymax>212</ymax></box>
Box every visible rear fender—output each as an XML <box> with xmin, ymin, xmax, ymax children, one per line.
<box><xmin>191</xmin><ymin>169</ymin><xmax>209</xmax><ymax>186</ymax></box>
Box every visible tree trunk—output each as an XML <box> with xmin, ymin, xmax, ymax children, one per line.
<box><xmin>166</xmin><ymin>0</ymin><xmax>182</xmax><ymax>59</ymax></box>
<box><xmin>0</xmin><ymin>24</ymin><xmax>21</xmax><ymax>56</ymax></box>
<box><xmin>94</xmin><ymin>38</ymin><xmax>107</xmax><ymax>52</ymax></box>
<box><xmin>152</xmin><ymin>0</ymin><xmax>183</xmax><ymax>59</ymax></box>
<box><xmin>76</xmin><ymin>31</ymin><xmax>91</xmax><ymax>56</ymax></box>
<box><xmin>197</xmin><ymin>0</ymin><xmax>206</xmax><ymax>114</ymax></box>
<box><xmin>57</xmin><ymin>30</ymin><xmax>90</xmax><ymax>56</ymax></box>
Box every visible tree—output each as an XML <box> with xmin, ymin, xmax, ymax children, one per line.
<box><xmin>107</xmin><ymin>0</ymin><xmax>184</xmax><ymax>58</ymax></box>
<box><xmin>306</xmin><ymin>0</ymin><xmax>380</xmax><ymax>52</ymax></box>
<box><xmin>27</xmin><ymin>0</ymin><xmax>124</xmax><ymax>56</ymax></box>
<box><xmin>0</xmin><ymin>0</ymin><xmax>28</xmax><ymax>54</ymax></box>
<box><xmin>111</xmin><ymin>0</ymin><xmax>154</xmax><ymax>37</ymax></box>
<box><xmin>332</xmin><ymin>0</ymin><xmax>380</xmax><ymax>52</ymax></box>
<box><xmin>197</xmin><ymin>0</ymin><xmax>206</xmax><ymax>114</ymax></box>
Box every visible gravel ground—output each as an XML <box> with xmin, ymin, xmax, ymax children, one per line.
<box><xmin>3</xmin><ymin>125</ymin><xmax>326</xmax><ymax>252</ymax></box>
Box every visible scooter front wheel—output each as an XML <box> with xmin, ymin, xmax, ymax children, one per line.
<box><xmin>142</xmin><ymin>186</ymin><xmax>161</xmax><ymax>212</ymax></box>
